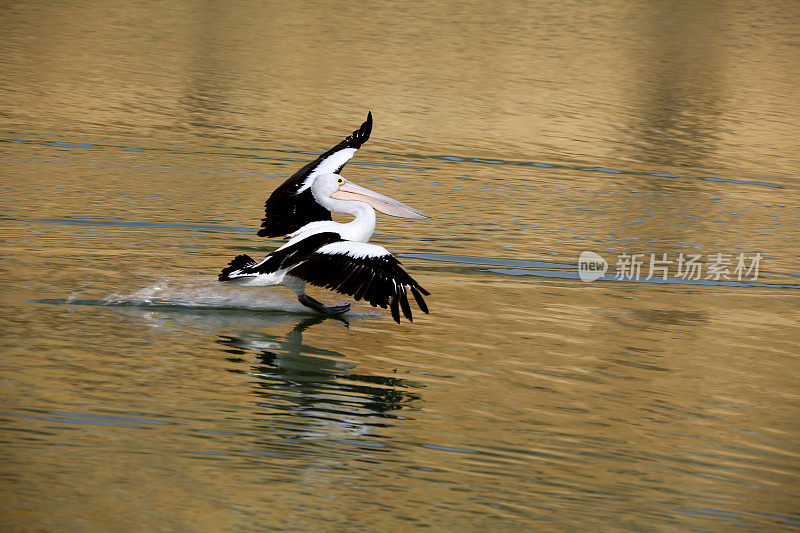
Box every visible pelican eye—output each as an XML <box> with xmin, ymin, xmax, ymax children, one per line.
<box><xmin>336</xmin><ymin>177</ymin><xmax>345</xmax><ymax>184</ymax></box>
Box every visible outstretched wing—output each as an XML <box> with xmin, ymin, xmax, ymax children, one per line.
<box><xmin>220</xmin><ymin>232</ymin><xmax>342</xmax><ymax>280</ymax></box>
<box><xmin>257</xmin><ymin>112</ymin><xmax>373</xmax><ymax>238</ymax></box>
<box><xmin>288</xmin><ymin>241</ymin><xmax>430</xmax><ymax>323</ymax></box>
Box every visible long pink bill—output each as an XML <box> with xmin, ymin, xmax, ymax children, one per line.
<box><xmin>331</xmin><ymin>181</ymin><xmax>430</xmax><ymax>219</ymax></box>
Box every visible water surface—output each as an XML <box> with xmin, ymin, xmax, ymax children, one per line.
<box><xmin>1</xmin><ymin>1</ymin><xmax>799</xmax><ymax>530</ymax></box>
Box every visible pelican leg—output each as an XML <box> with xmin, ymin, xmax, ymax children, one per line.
<box><xmin>298</xmin><ymin>294</ymin><xmax>351</xmax><ymax>315</ymax></box>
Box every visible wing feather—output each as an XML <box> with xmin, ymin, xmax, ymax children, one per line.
<box><xmin>399</xmin><ymin>286</ymin><xmax>413</xmax><ymax>322</ymax></box>
<box><xmin>257</xmin><ymin>112</ymin><xmax>373</xmax><ymax>238</ymax></box>
<box><xmin>288</xmin><ymin>241</ymin><xmax>430</xmax><ymax>323</ymax></box>
<box><xmin>410</xmin><ymin>286</ymin><xmax>429</xmax><ymax>314</ymax></box>
<box><xmin>390</xmin><ymin>296</ymin><xmax>400</xmax><ymax>323</ymax></box>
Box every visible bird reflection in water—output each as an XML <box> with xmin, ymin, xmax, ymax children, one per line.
<box><xmin>218</xmin><ymin>316</ymin><xmax>422</xmax><ymax>441</ymax></box>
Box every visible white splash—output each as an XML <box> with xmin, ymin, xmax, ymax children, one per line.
<box><xmin>104</xmin><ymin>279</ymin><xmax>304</xmax><ymax>312</ymax></box>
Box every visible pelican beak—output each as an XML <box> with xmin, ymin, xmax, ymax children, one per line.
<box><xmin>332</xmin><ymin>181</ymin><xmax>430</xmax><ymax>219</ymax></box>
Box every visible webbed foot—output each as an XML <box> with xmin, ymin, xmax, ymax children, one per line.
<box><xmin>298</xmin><ymin>294</ymin><xmax>351</xmax><ymax>316</ymax></box>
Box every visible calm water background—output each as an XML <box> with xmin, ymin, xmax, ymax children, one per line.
<box><xmin>2</xmin><ymin>1</ymin><xmax>799</xmax><ymax>530</ymax></box>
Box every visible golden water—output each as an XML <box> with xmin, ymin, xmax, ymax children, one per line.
<box><xmin>1</xmin><ymin>1</ymin><xmax>799</xmax><ymax>530</ymax></box>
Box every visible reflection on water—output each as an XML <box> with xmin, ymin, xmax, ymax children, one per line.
<box><xmin>2</xmin><ymin>0</ymin><xmax>800</xmax><ymax>530</ymax></box>
<box><xmin>109</xmin><ymin>302</ymin><xmax>423</xmax><ymax>443</ymax></box>
<box><xmin>219</xmin><ymin>316</ymin><xmax>422</xmax><ymax>441</ymax></box>
<box><xmin>626</xmin><ymin>2</ymin><xmax>726</xmax><ymax>169</ymax></box>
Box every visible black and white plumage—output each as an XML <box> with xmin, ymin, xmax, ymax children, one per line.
<box><xmin>220</xmin><ymin>232</ymin><xmax>430</xmax><ymax>322</ymax></box>
<box><xmin>219</xmin><ymin>114</ymin><xmax>431</xmax><ymax>323</ymax></box>
<box><xmin>258</xmin><ymin>112</ymin><xmax>373</xmax><ymax>238</ymax></box>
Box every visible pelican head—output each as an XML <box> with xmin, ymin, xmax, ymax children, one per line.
<box><xmin>312</xmin><ymin>173</ymin><xmax>430</xmax><ymax>219</ymax></box>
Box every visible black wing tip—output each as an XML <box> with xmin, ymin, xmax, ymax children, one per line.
<box><xmin>219</xmin><ymin>254</ymin><xmax>256</xmax><ymax>281</ymax></box>
<box><xmin>390</xmin><ymin>295</ymin><xmax>400</xmax><ymax>323</ymax></box>
<box><xmin>410</xmin><ymin>285</ymin><xmax>429</xmax><ymax>315</ymax></box>
<box><xmin>399</xmin><ymin>288</ymin><xmax>413</xmax><ymax>322</ymax></box>
<box><xmin>345</xmin><ymin>110</ymin><xmax>372</xmax><ymax>148</ymax></box>
<box><xmin>350</xmin><ymin>110</ymin><xmax>373</xmax><ymax>148</ymax></box>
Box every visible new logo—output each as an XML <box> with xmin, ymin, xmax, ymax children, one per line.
<box><xmin>578</xmin><ymin>251</ymin><xmax>608</xmax><ymax>282</ymax></box>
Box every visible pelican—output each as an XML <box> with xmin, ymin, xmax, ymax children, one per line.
<box><xmin>218</xmin><ymin>113</ymin><xmax>430</xmax><ymax>323</ymax></box>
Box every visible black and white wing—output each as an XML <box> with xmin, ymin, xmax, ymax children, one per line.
<box><xmin>288</xmin><ymin>241</ymin><xmax>430</xmax><ymax>323</ymax></box>
<box><xmin>220</xmin><ymin>232</ymin><xmax>342</xmax><ymax>280</ymax></box>
<box><xmin>257</xmin><ymin>112</ymin><xmax>373</xmax><ymax>238</ymax></box>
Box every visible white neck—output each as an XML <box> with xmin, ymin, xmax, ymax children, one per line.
<box><xmin>318</xmin><ymin>196</ymin><xmax>377</xmax><ymax>243</ymax></box>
